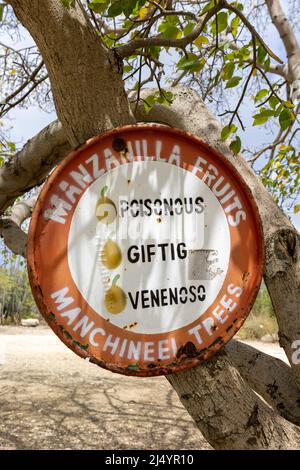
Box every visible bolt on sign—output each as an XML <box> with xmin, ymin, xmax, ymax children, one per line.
<box><xmin>27</xmin><ymin>125</ymin><xmax>263</xmax><ymax>376</ymax></box>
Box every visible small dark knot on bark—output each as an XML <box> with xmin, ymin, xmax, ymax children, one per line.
<box><xmin>275</xmin><ymin>229</ymin><xmax>298</xmax><ymax>263</ymax></box>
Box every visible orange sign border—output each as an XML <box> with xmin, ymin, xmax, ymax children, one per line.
<box><xmin>27</xmin><ymin>124</ymin><xmax>264</xmax><ymax>377</ymax></box>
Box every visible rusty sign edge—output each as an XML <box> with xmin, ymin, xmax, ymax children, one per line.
<box><xmin>27</xmin><ymin>124</ymin><xmax>264</xmax><ymax>377</ymax></box>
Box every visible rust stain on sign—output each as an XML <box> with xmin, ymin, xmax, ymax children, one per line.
<box><xmin>27</xmin><ymin>125</ymin><xmax>264</xmax><ymax>377</ymax></box>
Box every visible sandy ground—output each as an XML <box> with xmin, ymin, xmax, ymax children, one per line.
<box><xmin>0</xmin><ymin>326</ymin><xmax>288</xmax><ymax>450</ymax></box>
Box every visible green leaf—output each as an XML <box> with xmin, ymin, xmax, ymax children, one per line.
<box><xmin>143</xmin><ymin>90</ymin><xmax>174</xmax><ymax>113</ymax></box>
<box><xmin>144</xmin><ymin>96</ymin><xmax>156</xmax><ymax>112</ymax></box>
<box><xmin>230</xmin><ymin>136</ymin><xmax>241</xmax><ymax>155</ymax></box>
<box><xmin>148</xmin><ymin>46</ymin><xmax>161</xmax><ymax>59</ymax></box>
<box><xmin>274</xmin><ymin>103</ymin><xmax>284</xmax><ymax>117</ymax></box>
<box><xmin>264</xmin><ymin>56</ymin><xmax>270</xmax><ymax>72</ymax></box>
<box><xmin>282</xmin><ymin>100</ymin><xmax>294</xmax><ymax>109</ymax></box>
<box><xmin>253</xmin><ymin>109</ymin><xmax>275</xmax><ymax>119</ymax></box>
<box><xmin>253</xmin><ymin>116</ymin><xmax>269</xmax><ymax>126</ymax></box>
<box><xmin>221</xmin><ymin>124</ymin><xmax>237</xmax><ymax>141</ymax></box>
<box><xmin>200</xmin><ymin>0</ymin><xmax>215</xmax><ymax>15</ymax></box>
<box><xmin>0</xmin><ymin>4</ymin><xmax>5</xmax><ymax>21</ymax></box>
<box><xmin>157</xmin><ymin>90</ymin><xmax>174</xmax><ymax>105</ymax></box>
<box><xmin>123</xmin><ymin>65</ymin><xmax>133</xmax><ymax>73</ymax></box>
<box><xmin>231</xmin><ymin>16</ymin><xmax>240</xmax><ymax>37</ymax></box>
<box><xmin>61</xmin><ymin>0</ymin><xmax>74</xmax><ymax>8</ymax></box>
<box><xmin>177</xmin><ymin>53</ymin><xmax>205</xmax><ymax>73</ymax></box>
<box><xmin>8</xmin><ymin>142</ymin><xmax>16</xmax><ymax>153</ymax></box>
<box><xmin>253</xmin><ymin>109</ymin><xmax>275</xmax><ymax>127</ymax></box>
<box><xmin>89</xmin><ymin>0</ymin><xmax>109</xmax><ymax>13</ymax></box>
<box><xmin>254</xmin><ymin>89</ymin><xmax>269</xmax><ymax>103</ymax></box>
<box><xmin>237</xmin><ymin>46</ymin><xmax>250</xmax><ymax>61</ymax></box>
<box><xmin>211</xmin><ymin>12</ymin><xmax>228</xmax><ymax>35</ymax></box>
<box><xmin>108</xmin><ymin>1</ymin><xmax>123</xmax><ymax>17</ymax></box>
<box><xmin>159</xmin><ymin>23</ymin><xmax>181</xmax><ymax>39</ymax></box>
<box><xmin>279</xmin><ymin>108</ymin><xmax>295</xmax><ymax>131</ymax></box>
<box><xmin>194</xmin><ymin>36</ymin><xmax>209</xmax><ymax>48</ymax></box>
<box><xmin>257</xmin><ymin>45</ymin><xmax>267</xmax><ymax>64</ymax></box>
<box><xmin>294</xmin><ymin>204</ymin><xmax>300</xmax><ymax>214</ymax></box>
<box><xmin>225</xmin><ymin>76</ymin><xmax>242</xmax><ymax>88</ymax></box>
<box><xmin>222</xmin><ymin>61</ymin><xmax>235</xmax><ymax>80</ymax></box>
<box><xmin>183</xmin><ymin>22</ymin><xmax>196</xmax><ymax>36</ymax></box>
<box><xmin>231</xmin><ymin>1</ymin><xmax>244</xmax><ymax>10</ymax></box>
<box><xmin>123</xmin><ymin>0</ymin><xmax>146</xmax><ymax>17</ymax></box>
<box><xmin>269</xmin><ymin>95</ymin><xmax>280</xmax><ymax>109</ymax></box>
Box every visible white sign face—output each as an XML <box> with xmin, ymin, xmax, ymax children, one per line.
<box><xmin>28</xmin><ymin>125</ymin><xmax>263</xmax><ymax>376</ymax></box>
<box><xmin>68</xmin><ymin>161</ymin><xmax>230</xmax><ymax>334</ymax></box>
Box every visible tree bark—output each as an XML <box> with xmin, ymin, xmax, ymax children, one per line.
<box><xmin>167</xmin><ymin>352</ymin><xmax>300</xmax><ymax>450</ymax></box>
<box><xmin>0</xmin><ymin>196</ymin><xmax>37</xmax><ymax>257</ymax></box>
<box><xmin>265</xmin><ymin>0</ymin><xmax>300</xmax><ymax>105</ymax></box>
<box><xmin>0</xmin><ymin>120</ymin><xmax>69</xmax><ymax>215</ymax></box>
<box><xmin>5</xmin><ymin>0</ymin><xmax>300</xmax><ymax>449</ymax></box>
<box><xmin>7</xmin><ymin>0</ymin><xmax>134</xmax><ymax>147</ymax></box>
<box><xmin>225</xmin><ymin>340</ymin><xmax>300</xmax><ymax>426</ymax></box>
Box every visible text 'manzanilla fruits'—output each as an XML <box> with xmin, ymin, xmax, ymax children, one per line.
<box><xmin>27</xmin><ymin>125</ymin><xmax>263</xmax><ymax>376</ymax></box>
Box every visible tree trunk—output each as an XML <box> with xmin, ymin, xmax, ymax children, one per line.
<box><xmin>167</xmin><ymin>352</ymin><xmax>300</xmax><ymax>450</ymax></box>
<box><xmin>6</xmin><ymin>0</ymin><xmax>300</xmax><ymax>449</ymax></box>
<box><xmin>7</xmin><ymin>0</ymin><xmax>134</xmax><ymax>147</ymax></box>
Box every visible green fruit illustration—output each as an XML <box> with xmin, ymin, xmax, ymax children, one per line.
<box><xmin>101</xmin><ymin>239</ymin><xmax>122</xmax><ymax>270</ymax></box>
<box><xmin>95</xmin><ymin>186</ymin><xmax>117</xmax><ymax>224</ymax></box>
<box><xmin>104</xmin><ymin>275</ymin><xmax>127</xmax><ymax>314</ymax></box>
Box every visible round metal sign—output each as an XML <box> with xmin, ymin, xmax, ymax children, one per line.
<box><xmin>27</xmin><ymin>125</ymin><xmax>263</xmax><ymax>376</ymax></box>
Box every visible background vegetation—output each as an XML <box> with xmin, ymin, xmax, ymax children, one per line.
<box><xmin>0</xmin><ymin>255</ymin><xmax>38</xmax><ymax>325</ymax></box>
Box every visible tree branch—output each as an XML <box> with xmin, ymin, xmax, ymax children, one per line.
<box><xmin>168</xmin><ymin>352</ymin><xmax>300</xmax><ymax>449</ymax></box>
<box><xmin>6</xmin><ymin>0</ymin><xmax>134</xmax><ymax>146</ymax></box>
<box><xmin>226</xmin><ymin>339</ymin><xmax>300</xmax><ymax>426</ymax></box>
<box><xmin>0</xmin><ymin>120</ymin><xmax>71</xmax><ymax>215</ymax></box>
<box><xmin>265</xmin><ymin>0</ymin><xmax>300</xmax><ymax>105</ymax></box>
<box><xmin>0</xmin><ymin>195</ymin><xmax>38</xmax><ymax>257</ymax></box>
<box><xmin>115</xmin><ymin>3</ymin><xmax>221</xmax><ymax>58</ymax></box>
<box><xmin>228</xmin><ymin>42</ymin><xmax>287</xmax><ymax>78</ymax></box>
<box><xmin>265</xmin><ymin>0</ymin><xmax>299</xmax><ymax>59</ymax></box>
<box><xmin>0</xmin><ymin>60</ymin><xmax>44</xmax><ymax>107</ymax></box>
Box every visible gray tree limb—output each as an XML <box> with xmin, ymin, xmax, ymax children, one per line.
<box><xmin>0</xmin><ymin>120</ymin><xmax>70</xmax><ymax>216</ymax></box>
<box><xmin>266</xmin><ymin>0</ymin><xmax>300</xmax><ymax>105</ymax></box>
<box><xmin>0</xmin><ymin>195</ymin><xmax>38</xmax><ymax>257</ymax></box>
<box><xmin>167</xmin><ymin>352</ymin><xmax>300</xmax><ymax>450</ymax></box>
<box><xmin>226</xmin><ymin>339</ymin><xmax>300</xmax><ymax>426</ymax></box>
